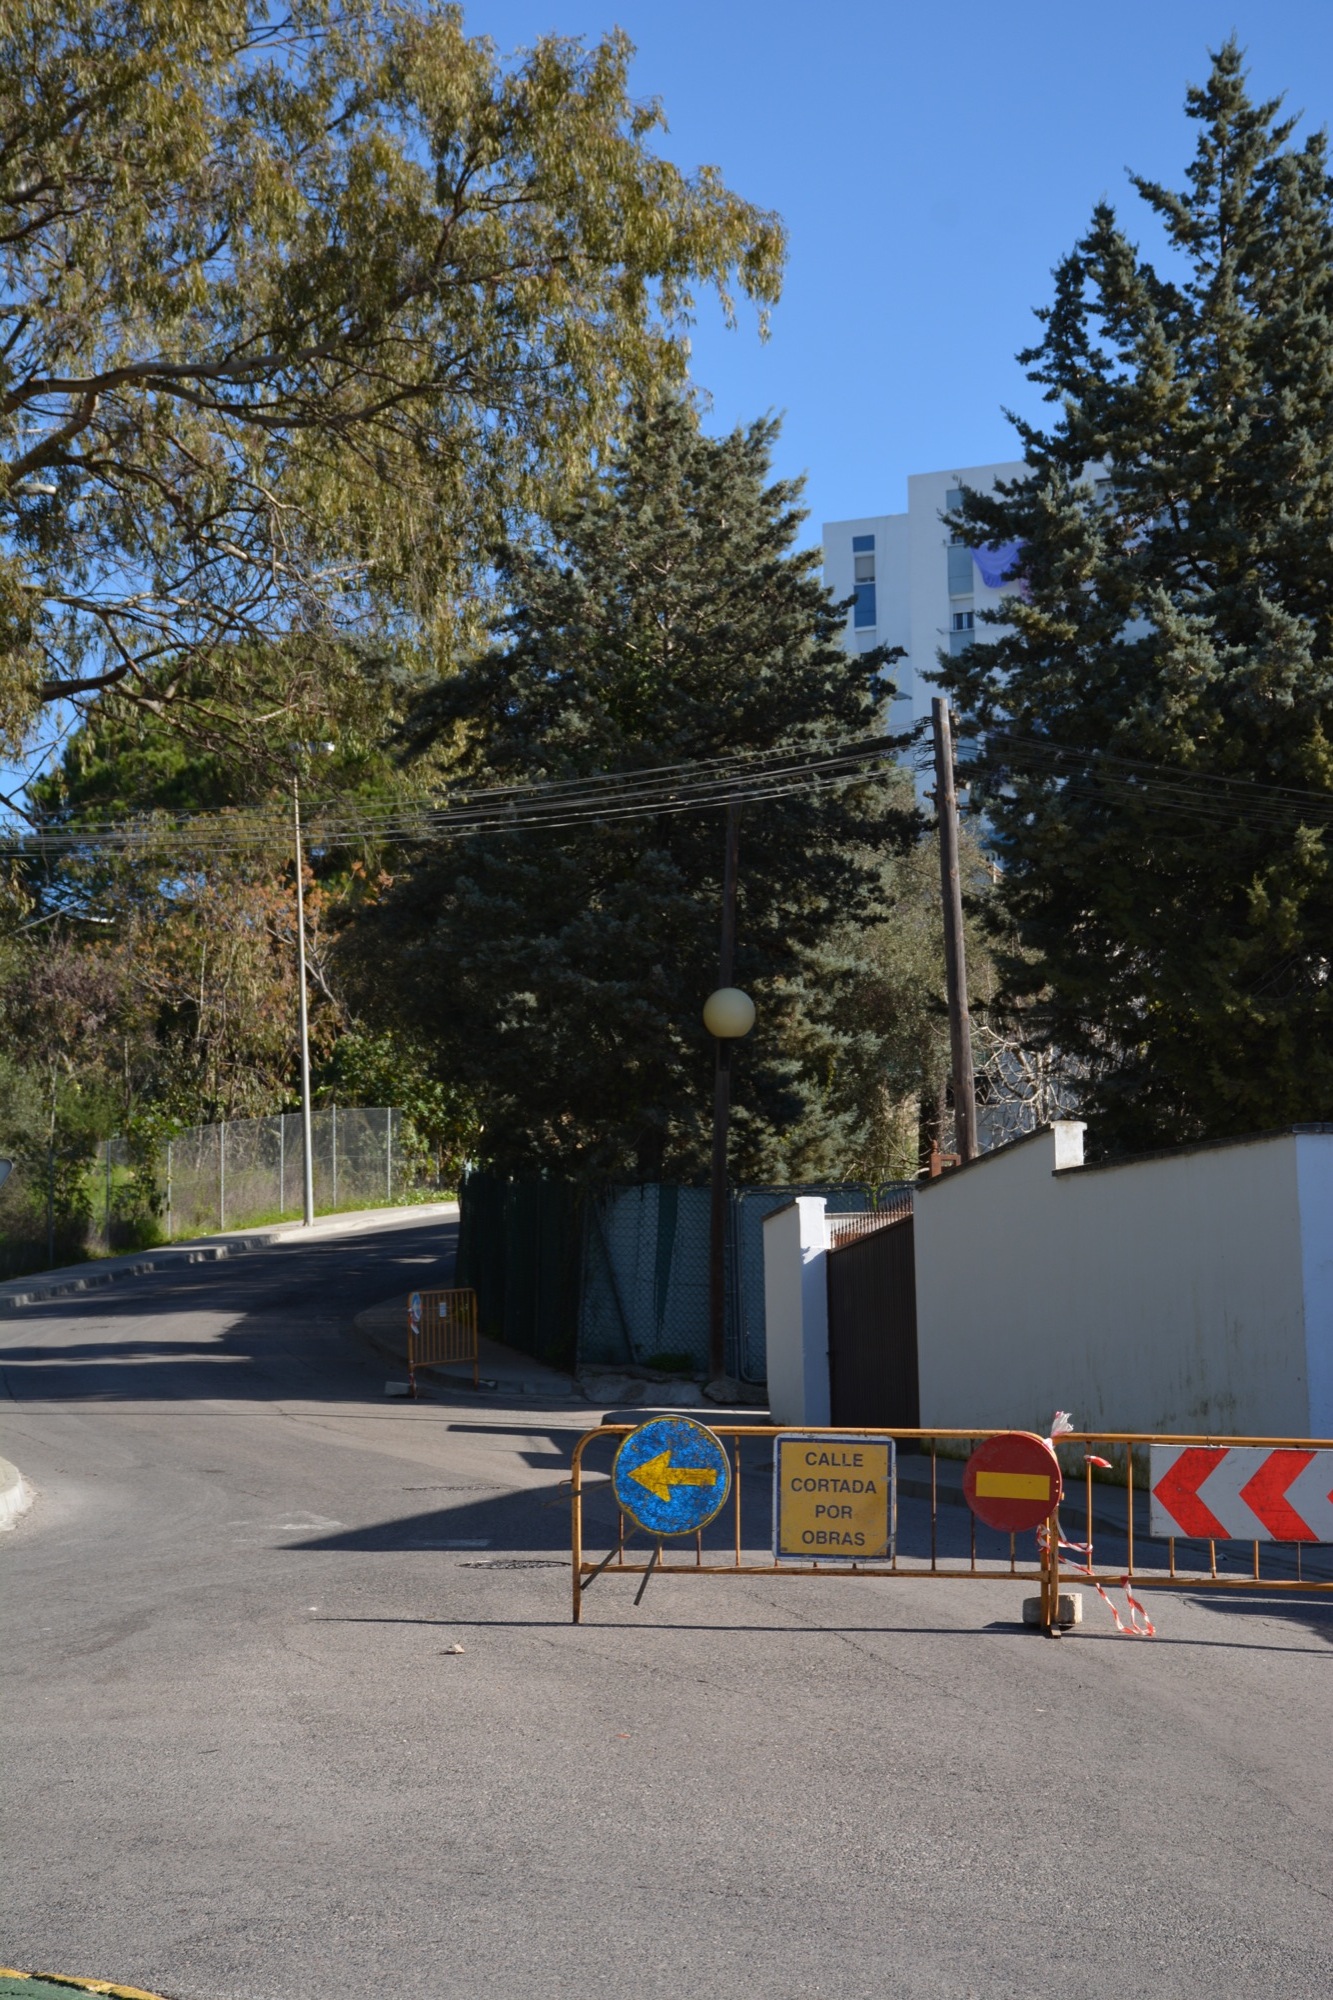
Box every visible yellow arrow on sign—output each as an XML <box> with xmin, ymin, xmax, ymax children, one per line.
<box><xmin>629</xmin><ymin>1450</ymin><xmax>720</xmax><ymax>1505</ymax></box>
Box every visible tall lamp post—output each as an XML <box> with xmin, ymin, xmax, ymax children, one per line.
<box><xmin>704</xmin><ymin>799</ymin><xmax>753</xmax><ymax>1386</ymax></box>
<box><xmin>290</xmin><ymin>743</ymin><xmax>333</xmax><ymax>1227</ymax></box>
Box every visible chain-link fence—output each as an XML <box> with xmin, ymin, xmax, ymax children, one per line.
<box><xmin>0</xmin><ymin>1106</ymin><xmax>422</xmax><ymax>1281</ymax></box>
<box><xmin>0</xmin><ymin>1147</ymin><xmax>100</xmax><ymax>1280</ymax></box>
<box><xmin>163</xmin><ymin>1107</ymin><xmax>409</xmax><ymax>1238</ymax></box>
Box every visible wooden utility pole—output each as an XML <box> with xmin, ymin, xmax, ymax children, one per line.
<box><xmin>707</xmin><ymin>800</ymin><xmax>742</xmax><ymax>1382</ymax></box>
<box><xmin>931</xmin><ymin>697</ymin><xmax>979</xmax><ymax>1164</ymax></box>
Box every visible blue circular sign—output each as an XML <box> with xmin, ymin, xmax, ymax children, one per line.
<box><xmin>612</xmin><ymin>1416</ymin><xmax>732</xmax><ymax>1539</ymax></box>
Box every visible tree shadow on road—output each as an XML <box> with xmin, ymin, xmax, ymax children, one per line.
<box><xmin>0</xmin><ymin>1217</ymin><xmax>458</xmax><ymax>1404</ymax></box>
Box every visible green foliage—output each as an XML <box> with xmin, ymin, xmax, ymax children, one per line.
<box><xmin>25</xmin><ymin>641</ymin><xmax>412</xmax><ymax>811</ymax></box>
<box><xmin>830</xmin><ymin>830</ymin><xmax>999</xmax><ymax>1180</ymax></box>
<box><xmin>0</xmin><ymin>2</ymin><xmax>783</xmax><ymax>757</ymax></box>
<box><xmin>343</xmin><ymin>397</ymin><xmax>918</xmax><ymax>1180</ymax></box>
<box><xmin>942</xmin><ymin>42</ymin><xmax>1333</xmax><ymax>1152</ymax></box>
<box><xmin>13</xmin><ymin>653</ymin><xmax>430</xmax><ymax>1133</ymax></box>
<box><xmin>317</xmin><ymin>1030</ymin><xmax>477</xmax><ymax>1185</ymax></box>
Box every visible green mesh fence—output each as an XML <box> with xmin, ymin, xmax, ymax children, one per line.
<box><xmin>458</xmin><ymin>1173</ymin><xmax>911</xmax><ymax>1383</ymax></box>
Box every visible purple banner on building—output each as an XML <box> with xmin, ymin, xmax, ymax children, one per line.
<box><xmin>971</xmin><ymin>540</ymin><xmax>1025</xmax><ymax>591</ymax></box>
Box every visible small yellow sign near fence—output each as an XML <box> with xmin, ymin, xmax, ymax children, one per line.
<box><xmin>774</xmin><ymin>1432</ymin><xmax>895</xmax><ymax>1562</ymax></box>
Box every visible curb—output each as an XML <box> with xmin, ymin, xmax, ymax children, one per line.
<box><xmin>0</xmin><ymin>1970</ymin><xmax>170</xmax><ymax>2000</ymax></box>
<box><xmin>0</xmin><ymin>1202</ymin><xmax>459</xmax><ymax>1314</ymax></box>
<box><xmin>0</xmin><ymin>1454</ymin><xmax>31</xmax><ymax>1530</ymax></box>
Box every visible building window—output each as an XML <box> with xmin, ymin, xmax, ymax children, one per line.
<box><xmin>850</xmin><ymin>533</ymin><xmax>876</xmax><ymax>628</ymax></box>
<box><xmin>947</xmin><ymin>545</ymin><xmax>974</xmax><ymax>596</ymax></box>
<box><xmin>945</xmin><ymin>487</ymin><xmax>965</xmax><ymax>513</ymax></box>
<box><xmin>951</xmin><ymin>610</ymin><xmax>974</xmax><ymax>631</ymax></box>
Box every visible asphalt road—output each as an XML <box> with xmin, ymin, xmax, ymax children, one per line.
<box><xmin>2</xmin><ymin>1215</ymin><xmax>1331</xmax><ymax>2000</ymax></box>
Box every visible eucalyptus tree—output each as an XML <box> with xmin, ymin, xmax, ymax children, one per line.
<box><xmin>0</xmin><ymin>2</ymin><xmax>782</xmax><ymax>757</ymax></box>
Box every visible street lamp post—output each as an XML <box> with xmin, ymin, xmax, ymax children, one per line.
<box><xmin>704</xmin><ymin>800</ymin><xmax>753</xmax><ymax>1386</ymax></box>
<box><xmin>290</xmin><ymin>743</ymin><xmax>333</xmax><ymax>1227</ymax></box>
<box><xmin>292</xmin><ymin>773</ymin><xmax>316</xmax><ymax>1227</ymax></box>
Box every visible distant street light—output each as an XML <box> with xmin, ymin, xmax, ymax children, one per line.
<box><xmin>703</xmin><ymin>987</ymin><xmax>756</xmax><ymax>1040</ymax></box>
<box><xmin>290</xmin><ymin>742</ymin><xmax>335</xmax><ymax>1227</ymax></box>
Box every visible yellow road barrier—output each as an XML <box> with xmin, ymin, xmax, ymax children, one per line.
<box><xmin>406</xmin><ymin>1287</ymin><xmax>479</xmax><ymax>1396</ymax></box>
<box><xmin>569</xmin><ymin>1424</ymin><xmax>1333</xmax><ymax>1630</ymax></box>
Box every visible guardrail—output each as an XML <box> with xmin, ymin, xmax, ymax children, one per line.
<box><xmin>569</xmin><ymin>1424</ymin><xmax>1333</xmax><ymax>1629</ymax></box>
<box><xmin>407</xmin><ymin>1287</ymin><xmax>479</xmax><ymax>1396</ymax></box>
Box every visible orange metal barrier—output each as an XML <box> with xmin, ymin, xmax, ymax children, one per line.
<box><xmin>569</xmin><ymin>1424</ymin><xmax>1333</xmax><ymax>1628</ymax></box>
<box><xmin>407</xmin><ymin>1288</ymin><xmax>479</xmax><ymax>1396</ymax></box>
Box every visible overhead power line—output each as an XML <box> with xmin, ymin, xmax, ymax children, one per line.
<box><xmin>975</xmin><ymin>730</ymin><xmax>1333</xmax><ymax>837</ymax></box>
<box><xmin>0</xmin><ymin>734</ymin><xmax>913</xmax><ymax>859</ymax></box>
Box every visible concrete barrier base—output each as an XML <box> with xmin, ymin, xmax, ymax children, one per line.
<box><xmin>0</xmin><ymin>1456</ymin><xmax>32</xmax><ymax>1531</ymax></box>
<box><xmin>1023</xmin><ymin>1591</ymin><xmax>1083</xmax><ymax>1629</ymax></box>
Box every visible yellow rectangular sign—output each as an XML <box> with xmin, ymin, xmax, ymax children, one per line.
<box><xmin>774</xmin><ymin>1433</ymin><xmax>895</xmax><ymax>1562</ymax></box>
<box><xmin>975</xmin><ymin>1470</ymin><xmax>1051</xmax><ymax>1502</ymax></box>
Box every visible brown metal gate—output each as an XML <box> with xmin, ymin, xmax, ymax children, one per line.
<box><xmin>826</xmin><ymin>1210</ymin><xmax>919</xmax><ymax>1426</ymax></box>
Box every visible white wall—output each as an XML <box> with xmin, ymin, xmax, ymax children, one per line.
<box><xmin>915</xmin><ymin>1123</ymin><xmax>1317</xmax><ymax>1437</ymax></box>
<box><xmin>1296</xmin><ymin>1133</ymin><xmax>1333</xmax><ymax>1436</ymax></box>
<box><xmin>903</xmin><ymin>461</ymin><xmax>1024</xmax><ymax>737</ymax></box>
<box><xmin>820</xmin><ymin>510</ymin><xmax>912</xmax><ymax>734</ymax></box>
<box><xmin>823</xmin><ymin>460</ymin><xmax>1025</xmax><ymax>753</ymax></box>
<box><xmin>762</xmin><ymin>1198</ymin><xmax>832</xmax><ymax>1426</ymax></box>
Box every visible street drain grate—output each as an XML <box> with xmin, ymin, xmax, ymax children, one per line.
<box><xmin>461</xmin><ymin>1558</ymin><xmax>566</xmax><ymax>1570</ymax></box>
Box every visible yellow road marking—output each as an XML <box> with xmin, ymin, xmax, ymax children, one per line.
<box><xmin>0</xmin><ymin>1971</ymin><xmax>170</xmax><ymax>2000</ymax></box>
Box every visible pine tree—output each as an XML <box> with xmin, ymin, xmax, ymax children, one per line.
<box><xmin>944</xmin><ymin>42</ymin><xmax>1333</xmax><ymax>1151</ymax></box>
<box><xmin>345</xmin><ymin>399</ymin><xmax>916</xmax><ymax>1179</ymax></box>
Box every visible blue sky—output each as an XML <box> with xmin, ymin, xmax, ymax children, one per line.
<box><xmin>474</xmin><ymin>0</ymin><xmax>1333</xmax><ymax>540</ymax></box>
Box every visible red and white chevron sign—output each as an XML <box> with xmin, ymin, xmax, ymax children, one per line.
<box><xmin>1149</xmin><ymin>1446</ymin><xmax>1333</xmax><ymax>1542</ymax></box>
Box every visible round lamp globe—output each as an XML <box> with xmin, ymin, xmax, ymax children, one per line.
<box><xmin>703</xmin><ymin>986</ymin><xmax>755</xmax><ymax>1039</ymax></box>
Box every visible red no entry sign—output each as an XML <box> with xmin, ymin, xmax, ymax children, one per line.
<box><xmin>964</xmin><ymin>1432</ymin><xmax>1063</xmax><ymax>1532</ymax></box>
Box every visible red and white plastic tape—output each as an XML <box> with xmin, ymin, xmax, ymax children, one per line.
<box><xmin>1042</xmin><ymin>1413</ymin><xmax>1156</xmax><ymax>1638</ymax></box>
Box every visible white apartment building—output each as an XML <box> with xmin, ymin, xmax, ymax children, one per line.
<box><xmin>822</xmin><ymin>460</ymin><xmax>1026</xmax><ymax>744</ymax></box>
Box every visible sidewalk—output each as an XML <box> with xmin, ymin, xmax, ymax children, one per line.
<box><xmin>354</xmin><ymin>1292</ymin><xmax>583</xmax><ymax>1403</ymax></box>
<box><xmin>0</xmin><ymin>1202</ymin><xmax>459</xmax><ymax>1314</ymax></box>
<box><xmin>354</xmin><ymin>1293</ymin><xmax>770</xmax><ymax>1419</ymax></box>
